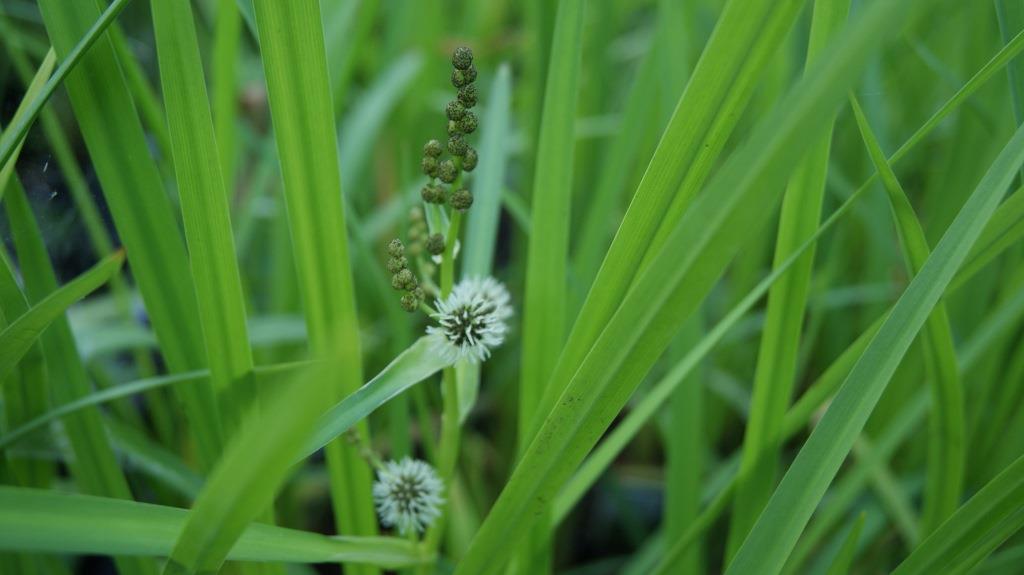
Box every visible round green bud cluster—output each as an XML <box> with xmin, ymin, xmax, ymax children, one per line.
<box><xmin>447</xmin><ymin>120</ymin><xmax>460</xmax><ymax>137</ymax></box>
<box><xmin>459</xmin><ymin>111</ymin><xmax>478</xmax><ymax>134</ymax></box>
<box><xmin>421</xmin><ymin>155</ymin><xmax>438</xmax><ymax>177</ymax></box>
<box><xmin>462</xmin><ymin>148</ymin><xmax>478</xmax><ymax>172</ymax></box>
<box><xmin>421</xmin><ymin>183</ymin><xmax>446</xmax><ymax>204</ymax></box>
<box><xmin>451</xmin><ymin>188</ymin><xmax>473</xmax><ymax>212</ymax></box>
<box><xmin>387</xmin><ymin>238</ymin><xmax>404</xmax><ymax>257</ymax></box>
<box><xmin>426</xmin><ymin>233</ymin><xmax>446</xmax><ymax>256</ymax></box>
<box><xmin>386</xmin><ymin>255</ymin><xmax>408</xmax><ymax>274</ymax></box>
<box><xmin>423</xmin><ymin>139</ymin><xmax>443</xmax><ymax>157</ymax></box>
<box><xmin>457</xmin><ymin>84</ymin><xmax>477</xmax><ymax>108</ymax></box>
<box><xmin>446</xmin><ymin>100</ymin><xmax>465</xmax><ymax>121</ymax></box>
<box><xmin>438</xmin><ymin>159</ymin><xmax>458</xmax><ymax>183</ymax></box>
<box><xmin>452</xmin><ymin>46</ymin><xmax>473</xmax><ymax>70</ymax></box>
<box><xmin>385</xmin><ymin>238</ymin><xmax>424</xmax><ymax>313</ymax></box>
<box><xmin>448</xmin><ymin>135</ymin><xmax>468</xmax><ymax>157</ymax></box>
<box><xmin>451</xmin><ymin>68</ymin><xmax>475</xmax><ymax>88</ymax></box>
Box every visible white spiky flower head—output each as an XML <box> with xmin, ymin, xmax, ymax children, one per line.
<box><xmin>372</xmin><ymin>457</ymin><xmax>445</xmax><ymax>535</ymax></box>
<box><xmin>426</xmin><ymin>276</ymin><xmax>513</xmax><ymax>364</ymax></box>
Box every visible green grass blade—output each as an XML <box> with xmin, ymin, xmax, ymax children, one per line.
<box><xmin>571</xmin><ymin>3</ymin><xmax>679</xmax><ymax>298</ymax></box>
<box><xmin>532</xmin><ymin>0</ymin><xmax>807</xmax><ymax>439</ymax></box>
<box><xmin>462</xmin><ymin>63</ymin><xmax>513</xmax><ymax>277</ymax></box>
<box><xmin>726</xmin><ymin>0</ymin><xmax>851</xmax><ymax>554</ymax></box>
<box><xmin>302</xmin><ymin>336</ymin><xmax>452</xmax><ymax>458</ymax></box>
<box><xmin>519</xmin><ymin>0</ymin><xmax>585</xmax><ymax>445</ymax></box>
<box><xmin>454</xmin><ymin>1</ymin><xmax>927</xmax><ymax>571</ymax></box>
<box><xmin>0</xmin><ymin>248</ymin><xmax>53</xmax><ymax>491</ymax></box>
<box><xmin>849</xmin><ymin>94</ymin><xmax>963</xmax><ymax>533</ymax></box>
<box><xmin>106</xmin><ymin>420</ymin><xmax>204</xmax><ymax>500</ymax></box>
<box><xmin>824</xmin><ymin>513</ymin><xmax>866</xmax><ymax>575</ymax></box>
<box><xmin>0</xmin><ymin>0</ymin><xmax>131</xmax><ymax>170</ymax></box>
<box><xmin>892</xmin><ymin>453</ymin><xmax>1024</xmax><ymax>575</ymax></box>
<box><xmin>165</xmin><ymin>359</ymin><xmax>344</xmax><ymax>574</ymax></box>
<box><xmin>250</xmin><ymin>0</ymin><xmax>375</xmax><ymax>556</ymax></box>
<box><xmin>725</xmin><ymin>112</ymin><xmax>1024</xmax><ymax>575</ymax></box>
<box><xmin>0</xmin><ymin>250</ymin><xmax>124</xmax><ymax>384</ymax></box>
<box><xmin>953</xmin><ymin>187</ymin><xmax>1024</xmax><ymax>288</ymax></box>
<box><xmin>213</xmin><ymin>0</ymin><xmax>242</xmax><ymax>190</ymax></box>
<box><xmin>3</xmin><ymin>180</ymin><xmax>156</xmax><ymax>575</ymax></box>
<box><xmin>36</xmin><ymin>0</ymin><xmax>224</xmax><ymax>468</ymax></box>
<box><xmin>551</xmin><ymin>183</ymin><xmax>872</xmax><ymax>525</ymax></box>
<box><xmin>0</xmin><ymin>487</ymin><xmax>424</xmax><ymax>568</ymax></box>
<box><xmin>0</xmin><ymin>49</ymin><xmax>54</xmax><ymax>195</ymax></box>
<box><xmin>151</xmin><ymin>0</ymin><xmax>254</xmax><ymax>427</ymax></box>
<box><xmin>0</xmin><ymin>363</ymin><xmax>311</xmax><ymax>451</ymax></box>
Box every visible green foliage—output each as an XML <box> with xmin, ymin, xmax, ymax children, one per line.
<box><xmin>3</xmin><ymin>0</ymin><xmax>1024</xmax><ymax>573</ymax></box>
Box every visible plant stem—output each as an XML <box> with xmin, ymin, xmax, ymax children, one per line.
<box><xmin>421</xmin><ymin>207</ymin><xmax>464</xmax><ymax>564</ymax></box>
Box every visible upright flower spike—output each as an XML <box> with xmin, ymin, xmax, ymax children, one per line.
<box><xmin>372</xmin><ymin>458</ymin><xmax>445</xmax><ymax>535</ymax></box>
<box><xmin>427</xmin><ymin>277</ymin><xmax>512</xmax><ymax>363</ymax></box>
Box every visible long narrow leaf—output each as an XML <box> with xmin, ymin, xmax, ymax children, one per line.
<box><xmin>249</xmin><ymin>0</ymin><xmax>376</xmax><ymax>555</ymax></box>
<box><xmin>0</xmin><ymin>487</ymin><xmax>424</xmax><ymax>568</ymax></box>
<box><xmin>455</xmin><ymin>1</ymin><xmax>929</xmax><ymax>571</ymax></box>
<box><xmin>0</xmin><ymin>250</ymin><xmax>124</xmax><ymax>384</ymax></box>
<box><xmin>725</xmin><ymin>105</ymin><xmax>1024</xmax><ymax>575</ymax></box>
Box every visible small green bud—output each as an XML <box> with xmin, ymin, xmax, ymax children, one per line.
<box><xmin>392</xmin><ymin>269</ymin><xmax>416</xmax><ymax>290</ymax></box>
<box><xmin>413</xmin><ymin>286</ymin><xmax>425</xmax><ymax>301</ymax></box>
<box><xmin>400</xmin><ymin>293</ymin><xmax>418</xmax><ymax>312</ymax></box>
<box><xmin>426</xmin><ymin>233</ymin><xmax>446</xmax><ymax>255</ymax></box>
<box><xmin>463</xmin><ymin>64</ymin><xmax>477</xmax><ymax>84</ymax></box>
<box><xmin>420</xmin><ymin>185</ymin><xmax>434</xmax><ymax>203</ymax></box>
<box><xmin>438</xmin><ymin>159</ymin><xmax>458</xmax><ymax>183</ymax></box>
<box><xmin>458</xmin><ymin>83</ymin><xmax>478</xmax><ymax>108</ymax></box>
<box><xmin>387</xmin><ymin>238</ymin><xmax>405</xmax><ymax>257</ymax></box>
<box><xmin>423</xmin><ymin>139</ymin><xmax>443</xmax><ymax>157</ymax></box>
<box><xmin>451</xmin><ymin>188</ymin><xmax>473</xmax><ymax>211</ymax></box>
<box><xmin>452</xmin><ymin>69</ymin><xmax>472</xmax><ymax>88</ymax></box>
<box><xmin>452</xmin><ymin>46</ymin><xmax>474</xmax><ymax>70</ymax></box>
<box><xmin>386</xmin><ymin>256</ymin><xmax>408</xmax><ymax>274</ymax></box>
<box><xmin>462</xmin><ymin>147</ymin><xmax>478</xmax><ymax>171</ymax></box>
<box><xmin>459</xmin><ymin>111</ymin><xmax>478</xmax><ymax>134</ymax></box>
<box><xmin>445</xmin><ymin>100</ymin><xmax>466</xmax><ymax>121</ymax></box>
<box><xmin>448</xmin><ymin>134</ymin><xmax>468</xmax><ymax>156</ymax></box>
<box><xmin>447</xmin><ymin>120</ymin><xmax>461</xmax><ymax>137</ymax></box>
<box><xmin>421</xmin><ymin>155</ymin><xmax>438</xmax><ymax>177</ymax></box>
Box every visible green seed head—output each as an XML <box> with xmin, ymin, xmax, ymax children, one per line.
<box><xmin>451</xmin><ymin>188</ymin><xmax>473</xmax><ymax>212</ymax></box>
<box><xmin>451</xmin><ymin>69</ymin><xmax>471</xmax><ymax>88</ymax></box>
<box><xmin>426</xmin><ymin>233</ymin><xmax>446</xmax><ymax>255</ymax></box>
<box><xmin>421</xmin><ymin>155</ymin><xmax>438</xmax><ymax>177</ymax></box>
<box><xmin>458</xmin><ymin>83</ymin><xmax>478</xmax><ymax>108</ymax></box>
<box><xmin>452</xmin><ymin>46</ymin><xmax>473</xmax><ymax>70</ymax></box>
<box><xmin>447</xmin><ymin>120</ymin><xmax>461</xmax><ymax>137</ymax></box>
<box><xmin>400</xmin><ymin>293</ymin><xmax>419</xmax><ymax>312</ymax></box>
<box><xmin>420</xmin><ymin>184</ymin><xmax>440</xmax><ymax>204</ymax></box>
<box><xmin>448</xmin><ymin>134</ymin><xmax>468</xmax><ymax>157</ymax></box>
<box><xmin>393</xmin><ymin>269</ymin><xmax>417</xmax><ymax>291</ymax></box>
<box><xmin>423</xmin><ymin>139</ymin><xmax>443</xmax><ymax>157</ymax></box>
<box><xmin>438</xmin><ymin>159</ymin><xmax>458</xmax><ymax>183</ymax></box>
<box><xmin>387</xmin><ymin>238</ymin><xmax>405</xmax><ymax>257</ymax></box>
<box><xmin>462</xmin><ymin>147</ymin><xmax>478</xmax><ymax>172</ymax></box>
<box><xmin>459</xmin><ymin>111</ymin><xmax>478</xmax><ymax>134</ymax></box>
<box><xmin>446</xmin><ymin>100</ymin><xmax>465</xmax><ymax>121</ymax></box>
<box><xmin>462</xmin><ymin>65</ymin><xmax>477</xmax><ymax>84</ymax></box>
<box><xmin>386</xmin><ymin>256</ymin><xmax>408</xmax><ymax>274</ymax></box>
